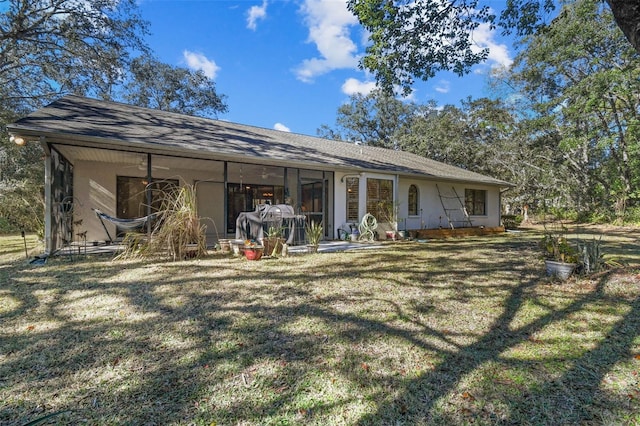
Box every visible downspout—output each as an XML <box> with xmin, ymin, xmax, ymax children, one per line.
<box><xmin>395</xmin><ymin>174</ymin><xmax>400</xmax><ymax>233</ymax></box>
<box><xmin>223</xmin><ymin>161</ymin><xmax>228</xmax><ymax>238</ymax></box>
<box><xmin>499</xmin><ymin>186</ymin><xmax>511</xmax><ymax>228</ymax></box>
<box><xmin>41</xmin><ymin>136</ymin><xmax>52</xmax><ymax>255</ymax></box>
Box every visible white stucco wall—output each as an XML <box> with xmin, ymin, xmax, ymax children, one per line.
<box><xmin>335</xmin><ymin>171</ymin><xmax>503</xmax><ymax>239</ymax></box>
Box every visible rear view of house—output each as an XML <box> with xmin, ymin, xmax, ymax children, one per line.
<box><xmin>6</xmin><ymin>96</ymin><xmax>512</xmax><ymax>254</ymax></box>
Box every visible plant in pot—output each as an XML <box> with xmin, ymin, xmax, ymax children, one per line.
<box><xmin>305</xmin><ymin>220</ymin><xmax>323</xmax><ymax>253</ymax></box>
<box><xmin>540</xmin><ymin>230</ymin><xmax>579</xmax><ymax>280</ymax></box>
<box><xmin>243</xmin><ymin>239</ymin><xmax>264</xmax><ymax>260</ymax></box>
<box><xmin>263</xmin><ymin>225</ymin><xmax>285</xmax><ymax>257</ymax></box>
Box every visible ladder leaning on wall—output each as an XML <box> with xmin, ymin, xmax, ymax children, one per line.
<box><xmin>436</xmin><ymin>184</ymin><xmax>473</xmax><ymax>229</ymax></box>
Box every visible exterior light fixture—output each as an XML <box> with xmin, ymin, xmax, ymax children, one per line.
<box><xmin>9</xmin><ymin>134</ymin><xmax>26</xmax><ymax>146</ymax></box>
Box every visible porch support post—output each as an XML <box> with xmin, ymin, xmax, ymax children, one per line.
<box><xmin>146</xmin><ymin>153</ymin><xmax>152</xmax><ymax>236</ymax></box>
<box><xmin>41</xmin><ymin>136</ymin><xmax>53</xmax><ymax>255</ymax></box>
<box><xmin>223</xmin><ymin>161</ymin><xmax>228</xmax><ymax>238</ymax></box>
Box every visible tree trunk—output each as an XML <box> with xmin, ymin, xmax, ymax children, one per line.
<box><xmin>607</xmin><ymin>0</ymin><xmax>640</xmax><ymax>52</ymax></box>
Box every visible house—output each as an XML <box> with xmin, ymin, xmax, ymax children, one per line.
<box><xmin>6</xmin><ymin>95</ymin><xmax>512</xmax><ymax>254</ymax></box>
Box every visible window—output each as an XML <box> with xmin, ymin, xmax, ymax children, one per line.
<box><xmin>116</xmin><ymin>177</ymin><xmax>178</xmax><ymax>234</ymax></box>
<box><xmin>465</xmin><ymin>189</ymin><xmax>486</xmax><ymax>216</ymax></box>
<box><xmin>366</xmin><ymin>178</ymin><xmax>393</xmax><ymax>218</ymax></box>
<box><xmin>408</xmin><ymin>184</ymin><xmax>419</xmax><ymax>216</ymax></box>
<box><xmin>346</xmin><ymin>177</ymin><xmax>359</xmax><ymax>221</ymax></box>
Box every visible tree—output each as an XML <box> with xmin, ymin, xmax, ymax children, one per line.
<box><xmin>317</xmin><ymin>89</ymin><xmax>421</xmax><ymax>149</ymax></box>
<box><xmin>0</xmin><ymin>0</ymin><xmax>149</xmax><ymax>110</ymax></box>
<box><xmin>606</xmin><ymin>0</ymin><xmax>640</xmax><ymax>52</ymax></box>
<box><xmin>347</xmin><ymin>0</ymin><xmax>494</xmax><ymax>95</ymax></box>
<box><xmin>509</xmin><ymin>0</ymin><xmax>640</xmax><ymax>220</ymax></box>
<box><xmin>347</xmin><ymin>0</ymin><xmax>640</xmax><ymax>95</ymax></box>
<box><xmin>0</xmin><ymin>1</ymin><xmax>229</xmax><ymax>233</ymax></box>
<box><xmin>122</xmin><ymin>56</ymin><xmax>228</xmax><ymax>118</ymax></box>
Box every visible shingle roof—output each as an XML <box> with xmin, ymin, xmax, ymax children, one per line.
<box><xmin>8</xmin><ymin>95</ymin><xmax>511</xmax><ymax>186</ymax></box>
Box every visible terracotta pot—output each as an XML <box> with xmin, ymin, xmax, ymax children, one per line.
<box><xmin>244</xmin><ymin>246</ymin><xmax>264</xmax><ymax>260</ymax></box>
<box><xmin>263</xmin><ymin>237</ymin><xmax>284</xmax><ymax>256</ymax></box>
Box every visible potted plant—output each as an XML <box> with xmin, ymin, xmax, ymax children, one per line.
<box><xmin>263</xmin><ymin>225</ymin><xmax>285</xmax><ymax>257</ymax></box>
<box><xmin>539</xmin><ymin>229</ymin><xmax>578</xmax><ymax>280</ymax></box>
<box><xmin>243</xmin><ymin>239</ymin><xmax>264</xmax><ymax>260</ymax></box>
<box><xmin>305</xmin><ymin>220</ymin><xmax>323</xmax><ymax>253</ymax></box>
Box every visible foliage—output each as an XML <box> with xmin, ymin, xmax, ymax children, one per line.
<box><xmin>122</xmin><ymin>55</ymin><xmax>228</xmax><ymax>118</ymax></box>
<box><xmin>305</xmin><ymin>220</ymin><xmax>323</xmax><ymax>246</ymax></box>
<box><xmin>624</xmin><ymin>206</ymin><xmax>640</xmax><ymax>225</ymax></box>
<box><xmin>347</xmin><ymin>0</ymin><xmax>636</xmax><ymax>95</ymax></box>
<box><xmin>376</xmin><ymin>200</ymin><xmax>399</xmax><ymax>231</ymax></box>
<box><xmin>264</xmin><ymin>226</ymin><xmax>285</xmax><ymax>257</ymax></box>
<box><xmin>0</xmin><ymin>0</ymin><xmax>149</xmax><ymax>110</ymax></box>
<box><xmin>502</xmin><ymin>214</ymin><xmax>523</xmax><ymax>229</ymax></box>
<box><xmin>509</xmin><ymin>0</ymin><xmax>640</xmax><ymax>219</ymax></box>
<box><xmin>265</xmin><ymin>225</ymin><xmax>284</xmax><ymax>239</ymax></box>
<box><xmin>576</xmin><ymin>236</ymin><xmax>606</xmax><ymax>274</ymax></box>
<box><xmin>316</xmin><ymin>89</ymin><xmax>422</xmax><ymax>149</ymax></box>
<box><xmin>347</xmin><ymin>0</ymin><xmax>494</xmax><ymax>95</ymax></box>
<box><xmin>115</xmin><ymin>183</ymin><xmax>206</xmax><ymax>261</ymax></box>
<box><xmin>539</xmin><ymin>225</ymin><xmax>579</xmax><ymax>263</ymax></box>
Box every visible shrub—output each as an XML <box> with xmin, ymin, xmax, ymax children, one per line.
<box><xmin>502</xmin><ymin>214</ymin><xmax>523</xmax><ymax>229</ymax></box>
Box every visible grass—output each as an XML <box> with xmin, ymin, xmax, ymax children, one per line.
<box><xmin>1</xmin><ymin>226</ymin><xmax>639</xmax><ymax>425</ymax></box>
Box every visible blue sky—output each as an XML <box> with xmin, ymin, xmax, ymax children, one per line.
<box><xmin>138</xmin><ymin>0</ymin><xmax>517</xmax><ymax>137</ymax></box>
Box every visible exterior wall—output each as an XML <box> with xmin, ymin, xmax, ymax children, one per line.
<box><xmin>335</xmin><ymin>171</ymin><xmax>504</xmax><ymax>240</ymax></box>
<box><xmin>398</xmin><ymin>179</ymin><xmax>502</xmax><ymax>230</ymax></box>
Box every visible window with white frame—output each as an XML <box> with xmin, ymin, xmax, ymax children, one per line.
<box><xmin>346</xmin><ymin>177</ymin><xmax>359</xmax><ymax>222</ymax></box>
<box><xmin>366</xmin><ymin>178</ymin><xmax>393</xmax><ymax>218</ymax></box>
<box><xmin>465</xmin><ymin>189</ymin><xmax>486</xmax><ymax>215</ymax></box>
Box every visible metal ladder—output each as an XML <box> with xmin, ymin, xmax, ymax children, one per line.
<box><xmin>436</xmin><ymin>184</ymin><xmax>473</xmax><ymax>229</ymax></box>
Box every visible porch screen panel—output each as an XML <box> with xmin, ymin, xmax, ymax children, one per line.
<box><xmin>51</xmin><ymin>148</ymin><xmax>73</xmax><ymax>251</ymax></box>
<box><xmin>116</xmin><ymin>177</ymin><xmax>178</xmax><ymax>234</ymax></box>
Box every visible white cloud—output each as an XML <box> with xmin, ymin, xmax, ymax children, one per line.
<box><xmin>183</xmin><ymin>51</ymin><xmax>220</xmax><ymax>79</ymax></box>
<box><xmin>470</xmin><ymin>22</ymin><xmax>513</xmax><ymax>70</ymax></box>
<box><xmin>294</xmin><ymin>0</ymin><xmax>360</xmax><ymax>82</ymax></box>
<box><xmin>434</xmin><ymin>79</ymin><xmax>450</xmax><ymax>94</ymax></box>
<box><xmin>274</xmin><ymin>123</ymin><xmax>291</xmax><ymax>132</ymax></box>
<box><xmin>247</xmin><ymin>0</ymin><xmax>268</xmax><ymax>31</ymax></box>
<box><xmin>341</xmin><ymin>78</ymin><xmax>376</xmax><ymax>96</ymax></box>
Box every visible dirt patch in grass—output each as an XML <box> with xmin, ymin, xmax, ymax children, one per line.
<box><xmin>1</xmin><ymin>227</ymin><xmax>639</xmax><ymax>425</ymax></box>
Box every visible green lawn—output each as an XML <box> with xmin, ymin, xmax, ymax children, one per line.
<box><xmin>1</xmin><ymin>227</ymin><xmax>639</xmax><ymax>425</ymax></box>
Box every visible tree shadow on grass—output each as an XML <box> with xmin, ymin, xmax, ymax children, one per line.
<box><xmin>2</xmin><ymin>233</ymin><xmax>639</xmax><ymax>424</ymax></box>
<box><xmin>354</xmin><ymin>269</ymin><xmax>640</xmax><ymax>425</ymax></box>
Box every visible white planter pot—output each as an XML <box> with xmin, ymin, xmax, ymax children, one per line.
<box><xmin>545</xmin><ymin>260</ymin><xmax>576</xmax><ymax>281</ymax></box>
